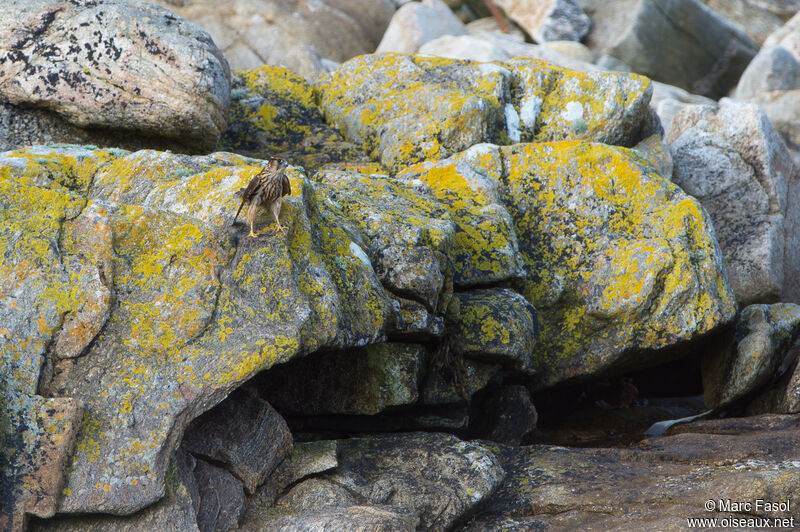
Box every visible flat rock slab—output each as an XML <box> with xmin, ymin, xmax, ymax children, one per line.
<box><xmin>0</xmin><ymin>0</ymin><xmax>230</xmax><ymax>151</ymax></box>
<box><xmin>470</xmin><ymin>414</ymin><xmax>800</xmax><ymax>528</ymax></box>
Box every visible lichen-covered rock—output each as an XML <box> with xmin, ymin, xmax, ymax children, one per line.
<box><xmin>0</xmin><ymin>146</ymin><xmax>460</xmax><ymax>517</ymax></box>
<box><xmin>240</xmin><ymin>504</ymin><xmax>419</xmax><ymax>532</ymax></box>
<box><xmin>312</xmin><ymin>169</ymin><xmax>455</xmax><ymax>312</ymax></box>
<box><xmin>319</xmin><ymin>54</ymin><xmax>653</xmax><ymax>171</ymax></box>
<box><xmin>436</xmin><ymin>140</ymin><xmax>735</xmax><ymax>387</ymax></box>
<box><xmin>448</xmin><ymin>288</ymin><xmax>538</xmax><ymax>372</ymax></box>
<box><xmin>703</xmin><ymin>304</ymin><xmax>800</xmax><ymax>409</ymax></box>
<box><xmin>0</xmin><ymin>0</ymin><xmax>230</xmax><ymax>152</ymax></box>
<box><xmin>219</xmin><ymin>67</ymin><xmax>372</xmax><ymax>172</ymax></box>
<box><xmin>397</xmin><ymin>144</ymin><xmax>525</xmax><ymax>286</ymax></box>
<box><xmin>257</xmin><ymin>344</ymin><xmax>426</xmax><ymax>415</ymax></box>
<box><xmin>29</xmin><ymin>457</ymin><xmax>200</xmax><ymax>532</ymax></box>
<box><xmin>582</xmin><ymin>0</ymin><xmax>758</xmax><ymax>98</ymax></box>
<box><xmin>668</xmin><ymin>98</ymin><xmax>797</xmax><ymax>305</ymax></box>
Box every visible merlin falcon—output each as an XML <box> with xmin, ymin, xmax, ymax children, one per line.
<box><xmin>233</xmin><ymin>156</ymin><xmax>291</xmax><ymax>237</ymax></box>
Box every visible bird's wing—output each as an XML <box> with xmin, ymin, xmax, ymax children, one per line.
<box><xmin>232</xmin><ymin>170</ymin><xmax>263</xmax><ymax>223</ymax></box>
<box><xmin>281</xmin><ymin>173</ymin><xmax>291</xmax><ymax>197</ymax></box>
<box><xmin>241</xmin><ymin>170</ymin><xmax>264</xmax><ymax>202</ymax></box>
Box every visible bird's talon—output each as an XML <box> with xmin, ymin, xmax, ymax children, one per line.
<box><xmin>248</xmin><ymin>230</ymin><xmax>258</xmax><ymax>238</ymax></box>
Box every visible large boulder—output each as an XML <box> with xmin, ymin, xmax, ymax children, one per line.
<box><xmin>667</xmin><ymin>99</ymin><xmax>797</xmax><ymax>305</ymax></box>
<box><xmin>0</xmin><ymin>0</ymin><xmax>230</xmax><ymax>152</ymax></box>
<box><xmin>242</xmin><ymin>433</ymin><xmax>504</xmax><ymax>531</ymax></box>
<box><xmin>319</xmin><ymin>54</ymin><xmax>654</xmax><ymax>171</ymax></box>
<box><xmin>581</xmin><ymin>0</ymin><xmax>758</xmax><ymax>98</ymax></box>
<box><xmin>698</xmin><ymin>0</ymin><xmax>792</xmax><ymax>44</ymax></box>
<box><xmin>375</xmin><ymin>0</ymin><xmax>466</xmax><ymax>54</ymax></box>
<box><xmin>737</xmin><ymin>14</ymin><xmax>800</xmax><ymax>169</ymax></box>
<box><xmin>151</xmin><ymin>0</ymin><xmax>396</xmax><ymax>79</ymax></box>
<box><xmin>0</xmin><ymin>146</ymin><xmax>458</xmax><ymax>516</ymax></box>
<box><xmin>431</xmin><ymin>141</ymin><xmax>736</xmax><ymax>387</ymax></box>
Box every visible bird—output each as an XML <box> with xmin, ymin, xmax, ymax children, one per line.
<box><xmin>232</xmin><ymin>156</ymin><xmax>291</xmax><ymax>238</ymax></box>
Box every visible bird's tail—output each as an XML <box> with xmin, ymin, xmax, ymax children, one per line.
<box><xmin>233</xmin><ymin>198</ymin><xmax>246</xmax><ymax>224</ymax></box>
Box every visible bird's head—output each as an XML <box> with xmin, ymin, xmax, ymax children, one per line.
<box><xmin>267</xmin><ymin>155</ymin><xmax>289</xmax><ymax>172</ymax></box>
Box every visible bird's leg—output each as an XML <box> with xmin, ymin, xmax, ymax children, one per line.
<box><xmin>271</xmin><ymin>198</ymin><xmax>287</xmax><ymax>234</ymax></box>
<box><xmin>247</xmin><ymin>202</ymin><xmax>259</xmax><ymax>238</ymax></box>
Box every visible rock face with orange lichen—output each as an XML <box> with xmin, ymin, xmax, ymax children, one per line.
<box><xmin>2</xmin><ymin>53</ymin><xmax>744</xmax><ymax>531</ymax></box>
<box><xmin>0</xmin><ymin>145</ymin><xmax>457</xmax><ymax>520</ymax></box>
<box><xmin>318</xmin><ymin>54</ymin><xmax>655</xmax><ymax>171</ymax></box>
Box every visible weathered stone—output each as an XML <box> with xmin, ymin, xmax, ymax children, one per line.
<box><xmin>0</xmin><ymin>0</ymin><xmax>230</xmax><ymax>152</ymax></box>
<box><xmin>247</xmin><ymin>440</ymin><xmax>339</xmax><ymax>510</ymax></box>
<box><xmin>1</xmin><ymin>146</ymin><xmax>465</xmax><ymax>516</ymax></box>
<box><xmin>320</xmin><ymin>54</ymin><xmax>653</xmax><ymax>171</ymax></box>
<box><xmin>748</xmin><ymin>343</ymin><xmax>800</xmax><ymax>415</ymax></box>
<box><xmin>494</xmin><ymin>0</ymin><xmax>591</xmax><ymax>43</ymax></box>
<box><xmin>181</xmin><ymin>387</ymin><xmax>292</xmax><ymax>494</ymax></box>
<box><xmin>764</xmin><ymin>10</ymin><xmax>800</xmax><ymax>55</ymax></box>
<box><xmin>497</xmin><ymin>141</ymin><xmax>734</xmax><ymax>387</ymax></box>
<box><xmin>667</xmin><ymin>98</ymin><xmax>797</xmax><ymax>305</ymax></box>
<box><xmin>375</xmin><ymin>0</ymin><xmax>466</xmax><ymax>54</ymax></box>
<box><xmin>699</xmin><ymin>0</ymin><xmax>789</xmax><ymax>44</ymax></box>
<box><xmin>258</xmin><ymin>344</ymin><xmax>425</xmax><ymax>415</ymax></box>
<box><xmin>313</xmin><ymin>169</ymin><xmax>455</xmax><ymax>311</ymax></box>
<box><xmin>650</xmin><ymin>81</ymin><xmax>715</xmax><ymax>137</ymax></box>
<box><xmin>191</xmin><ymin>459</ymin><xmax>245</xmax><ymax>532</ymax></box>
<box><xmin>418</xmin><ymin>34</ymin><xmax>511</xmax><ymax>62</ymax></box>
<box><xmin>468</xmin><ymin>385</ymin><xmax>538</xmax><ymax>444</ymax></box>
<box><xmin>239</xmin><ymin>505</ymin><xmax>419</xmax><ymax>532</ymax></box>
<box><xmin>30</xmin><ymin>457</ymin><xmax>200</xmax><ymax>532</ymax></box>
<box><xmin>325</xmin><ymin>433</ymin><xmax>504</xmax><ymax>530</ymax></box>
<box><xmin>470</xmin><ymin>415</ymin><xmax>800</xmax><ymax>528</ymax></box>
<box><xmin>448</xmin><ymin>288</ymin><xmax>538</xmax><ymax>371</ymax></box>
<box><xmin>151</xmin><ymin>0</ymin><xmax>395</xmax><ymax>78</ymax></box>
<box><xmin>582</xmin><ymin>0</ymin><xmax>758</xmax><ymax>98</ymax></box>
<box><xmin>386</xmin><ymin>295</ymin><xmax>445</xmax><ymax>340</ymax></box>
<box><xmin>219</xmin><ymin>67</ymin><xmax>372</xmax><ymax>172</ymax></box>
<box><xmin>736</xmin><ymin>43</ymin><xmax>800</xmax><ymax>171</ymax></box>
<box><xmin>703</xmin><ymin>304</ymin><xmax>800</xmax><ymax>409</ymax></box>
<box><xmin>397</xmin><ymin>144</ymin><xmax>525</xmax><ymax>286</ymax></box>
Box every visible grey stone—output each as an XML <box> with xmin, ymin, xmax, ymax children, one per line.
<box><xmin>703</xmin><ymin>304</ymin><xmax>800</xmax><ymax>409</ymax></box>
<box><xmin>699</xmin><ymin>0</ymin><xmax>788</xmax><ymax>44</ymax></box>
<box><xmin>0</xmin><ymin>0</ymin><xmax>230</xmax><ymax>152</ymax></box>
<box><xmin>151</xmin><ymin>0</ymin><xmax>395</xmax><ymax>79</ymax></box>
<box><xmin>667</xmin><ymin>98</ymin><xmax>797</xmax><ymax>305</ymax></box>
<box><xmin>239</xmin><ymin>505</ymin><xmax>419</xmax><ymax>532</ymax></box>
<box><xmin>470</xmin><ymin>415</ymin><xmax>800</xmax><ymax>528</ymax></box>
<box><xmin>468</xmin><ymin>385</ymin><xmax>538</xmax><ymax>444</ymax></box>
<box><xmin>494</xmin><ymin>0</ymin><xmax>591</xmax><ymax>43</ymax></box>
<box><xmin>375</xmin><ymin>0</ymin><xmax>466</xmax><ymax>54</ymax></box>
<box><xmin>582</xmin><ymin>0</ymin><xmax>758</xmax><ymax>98</ymax></box>
<box><xmin>319</xmin><ymin>54</ymin><xmax>654</xmax><ymax>171</ymax></box>
<box><xmin>192</xmin><ymin>460</ymin><xmax>245</xmax><ymax>532</ymax></box>
<box><xmin>325</xmin><ymin>432</ymin><xmax>504</xmax><ymax>530</ymax></box>
<box><xmin>181</xmin><ymin>387</ymin><xmax>292</xmax><ymax>494</ymax></box>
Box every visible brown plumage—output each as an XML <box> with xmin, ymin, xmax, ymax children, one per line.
<box><xmin>233</xmin><ymin>156</ymin><xmax>291</xmax><ymax>237</ymax></box>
